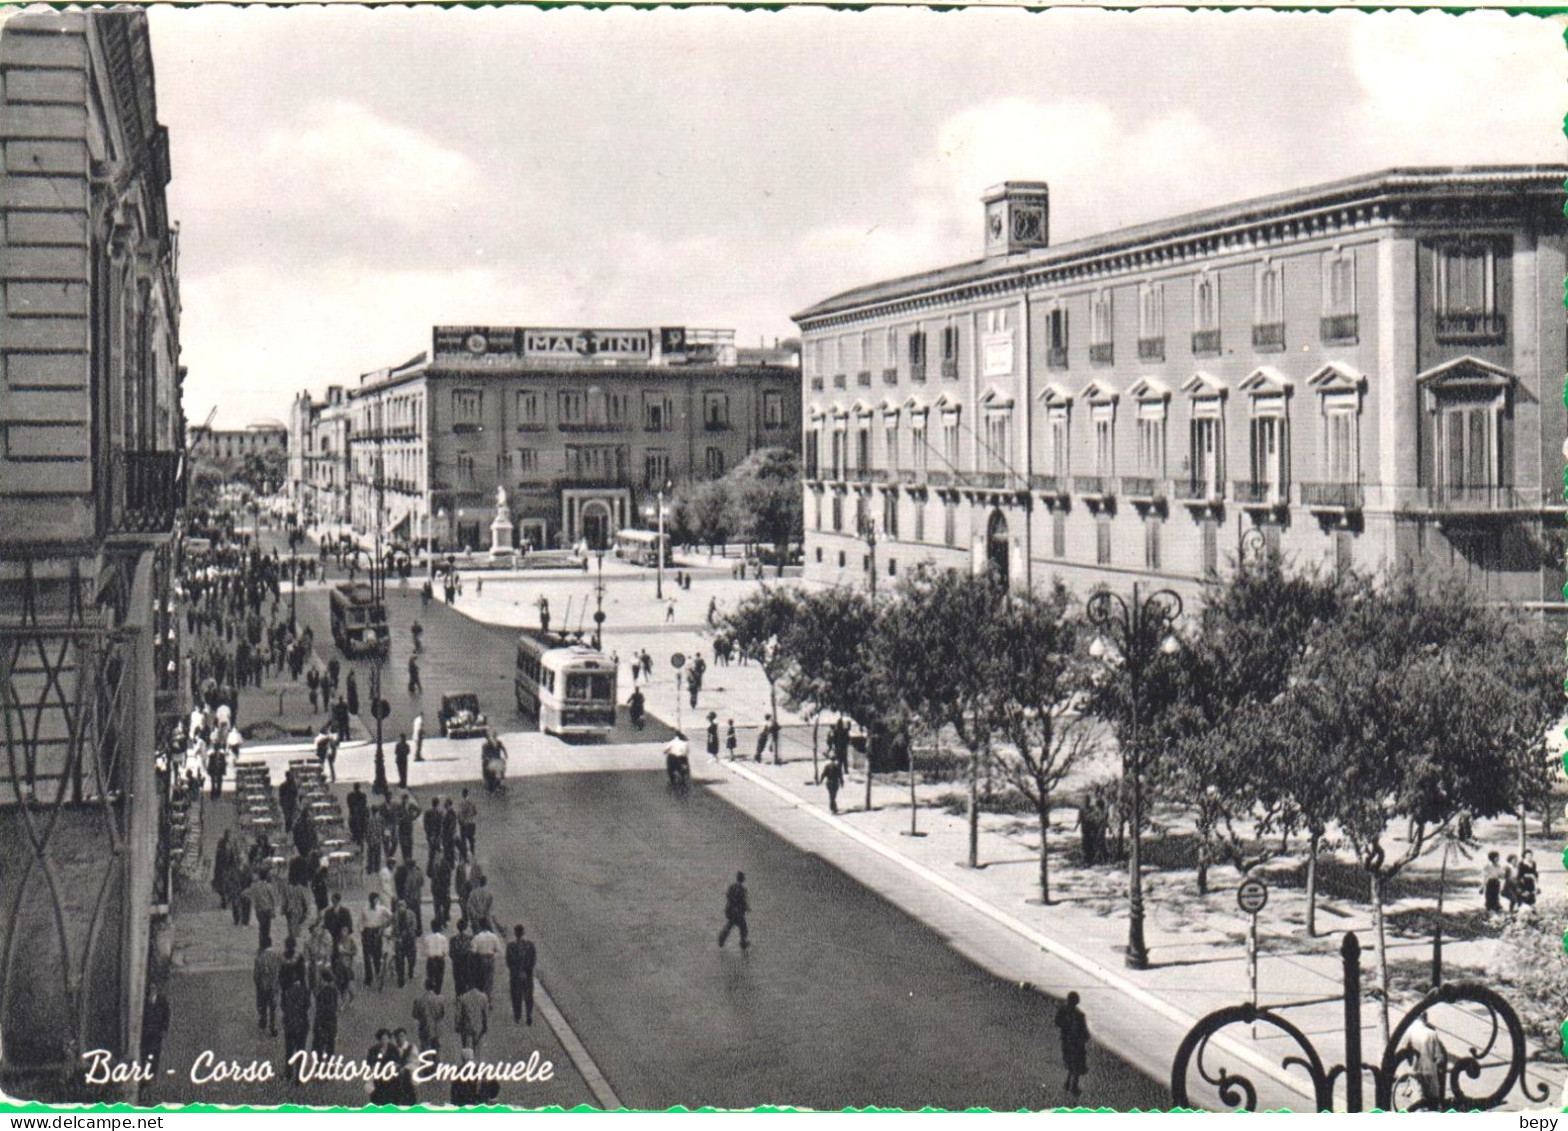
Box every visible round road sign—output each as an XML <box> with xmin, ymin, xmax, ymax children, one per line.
<box><xmin>670</xmin><ymin>652</ymin><xmax>686</xmax><ymax>669</ymax></box>
<box><xmin>1237</xmin><ymin>877</ymin><xmax>1268</xmax><ymax>915</ymax></box>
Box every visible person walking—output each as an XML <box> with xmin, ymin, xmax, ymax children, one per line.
<box><xmin>1406</xmin><ymin>1017</ymin><xmax>1449</xmax><ymax>1110</ymax></box>
<box><xmin>537</xmin><ymin>596</ymin><xmax>550</xmax><ymax>638</ymax></box>
<box><xmin>247</xmin><ymin>869</ymin><xmax>278</xmax><ymax>949</ymax></box>
<box><xmin>717</xmin><ymin>871</ymin><xmax>750</xmax><ymax>950</ymax></box>
<box><xmin>347</xmin><ymin>782</ymin><xmax>369</xmax><ymax>850</ymax></box>
<box><xmin>392</xmin><ymin>899</ymin><xmax>419</xmax><ymax>989</ymax></box>
<box><xmin>1054</xmin><ymin>991</ymin><xmax>1090</xmax><ymax>1097</ymax></box>
<box><xmin>346</xmin><ymin>670</ymin><xmax>360</xmax><ymax>717</ymax></box>
<box><xmin>397</xmin><ymin>794</ymin><xmax>418</xmax><ymax>863</ymax></box>
<box><xmin>466</xmin><ymin>875</ymin><xmax>494</xmax><ymax>931</ymax></box>
<box><xmin>725</xmin><ymin>718</ymin><xmax>737</xmax><ymax>760</ymax></box>
<box><xmin>456</xmin><ymin>983</ymin><xmax>490</xmax><ymax>1057</ymax></box>
<box><xmin>395</xmin><ymin>733</ymin><xmax>411</xmax><ymax>790</ymax></box>
<box><xmin>253</xmin><ymin>939</ymin><xmax>282</xmax><ymax>1037</ymax></box>
<box><xmin>280</xmin><ymin>977</ymin><xmax>311</xmax><ymax>1083</ymax></box>
<box><xmin>471</xmin><ymin>921</ymin><xmax>503</xmax><ymax>994</ymax></box>
<box><xmin>408</xmin><ymin>655</ymin><xmax>422</xmax><ymax>697</ymax></box>
<box><xmin>423</xmin><ymin>924</ymin><xmax>449</xmax><ymax>994</ymax></box>
<box><xmin>1481</xmin><ymin>851</ymin><xmax>1505</xmax><ymax>915</ymax></box>
<box><xmin>413</xmin><ymin>980</ymin><xmax>446</xmax><ymax>1055</ymax></box>
<box><xmin>506</xmin><ymin>925</ymin><xmax>537</xmax><ymax>1026</ymax></box>
<box><xmin>706</xmin><ymin>713</ymin><xmax>720</xmax><ymax>759</ymax></box>
<box><xmin>431</xmin><ymin>851</ymin><xmax>454</xmax><ymax>931</ymax></box>
<box><xmin>441</xmin><ymin>798</ymin><xmax>459</xmax><ymax>861</ymax></box>
<box><xmin>458</xmin><ymin>789</ymin><xmax>479</xmax><ymax>859</ymax></box>
<box><xmin>361</xmin><ymin>892</ymin><xmax>390</xmax><ymax>989</ymax></box>
<box><xmin>311</xmin><ymin>977</ymin><xmax>340</xmax><ymax>1057</ymax></box>
<box><xmin>753</xmin><ymin>715</ymin><xmax>775</xmax><ymax>763</ymax></box>
<box><xmin>819</xmin><ymin>757</ymin><xmax>844</xmax><ymax>814</ymax></box>
<box><xmin>1517</xmin><ymin>850</ymin><xmax>1539</xmax><ymax>908</ymax></box>
<box><xmin>423</xmin><ymin>798</ymin><xmax>443</xmax><ymax>867</ymax></box>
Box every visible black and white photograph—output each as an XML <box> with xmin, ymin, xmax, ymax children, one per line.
<box><xmin>0</xmin><ymin>2</ymin><xmax>1564</xmax><ymax>1113</ymax></box>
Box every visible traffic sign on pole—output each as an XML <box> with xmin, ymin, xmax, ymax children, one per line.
<box><xmin>1237</xmin><ymin>876</ymin><xmax>1268</xmax><ymax>914</ymax></box>
<box><xmin>671</xmin><ymin>652</ymin><xmax>686</xmax><ymax>670</ymax></box>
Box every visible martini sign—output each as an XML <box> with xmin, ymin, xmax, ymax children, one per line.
<box><xmin>523</xmin><ymin>328</ymin><xmax>652</xmax><ymax>361</ymax></box>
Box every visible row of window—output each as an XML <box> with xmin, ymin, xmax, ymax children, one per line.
<box><xmin>448</xmin><ymin>446</ymin><xmax>727</xmax><ymax>486</ymax></box>
<box><xmin>806</xmin><ymin>241</ymin><xmax>1507</xmax><ymax>386</ymax></box>
<box><xmin>449</xmin><ymin>388</ymin><xmax>787</xmax><ymax>432</ymax></box>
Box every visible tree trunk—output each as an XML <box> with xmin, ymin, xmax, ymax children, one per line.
<box><xmin>1196</xmin><ymin>833</ymin><xmax>1209</xmax><ymax>897</ymax></box>
<box><xmin>1038</xmin><ymin>789</ymin><xmax>1053</xmax><ymax>904</ymax></box>
<box><xmin>908</xmin><ymin>728</ymin><xmax>920</xmax><ymax>837</ymax></box>
<box><xmin>1305</xmin><ymin>829</ymin><xmax>1321</xmax><ymax>938</ymax></box>
<box><xmin>1371</xmin><ymin>871</ymin><xmax>1391</xmax><ymax>1049</ymax></box>
<box><xmin>864</xmin><ymin>726</ymin><xmax>873</xmax><ymax>811</ymax></box>
<box><xmin>770</xmin><ymin>679</ymin><xmax>780</xmax><ymax>765</ymax></box>
<box><xmin>1543</xmin><ymin>793</ymin><xmax>1555</xmax><ymax>839</ymax></box>
<box><xmin>967</xmin><ymin>747</ymin><xmax>981</xmax><ymax>869</ymax></box>
<box><xmin>810</xmin><ymin>716</ymin><xmax>820</xmax><ymax>782</ymax></box>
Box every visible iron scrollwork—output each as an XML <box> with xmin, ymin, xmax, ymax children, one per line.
<box><xmin>1170</xmin><ymin>1003</ymin><xmax>1334</xmax><ymax>1111</ymax></box>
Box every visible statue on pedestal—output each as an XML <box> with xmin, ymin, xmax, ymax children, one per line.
<box><xmin>489</xmin><ymin>485</ymin><xmax>515</xmax><ymax>560</ymax></box>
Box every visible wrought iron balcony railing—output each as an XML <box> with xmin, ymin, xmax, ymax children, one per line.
<box><xmin>1416</xmin><ymin>485</ymin><xmax>1526</xmax><ymax>512</ymax></box>
<box><xmin>1046</xmin><ymin>346</ymin><xmax>1069</xmax><ymax>370</ymax></box>
<box><xmin>1252</xmin><ymin>322</ymin><xmax>1286</xmax><ymax>350</ymax></box>
<box><xmin>857</xmin><ymin>370</ymin><xmax>873</xmax><ymax>388</ymax></box>
<box><xmin>1233</xmin><ymin>479</ymin><xmax>1285</xmax><ymax>506</ymax></box>
<box><xmin>112</xmin><ymin>450</ymin><xmax>182</xmax><ymax>535</ymax></box>
<box><xmin>1435</xmin><ymin>311</ymin><xmax>1506</xmax><ymax>343</ymax></box>
<box><xmin>1301</xmin><ymin>482</ymin><xmax>1364</xmax><ymax>510</ymax></box>
<box><xmin>810</xmin><ymin>376</ymin><xmax>824</xmax><ymax>391</ymax></box>
<box><xmin>1089</xmin><ymin>342</ymin><xmax>1114</xmax><ymax>365</ymax></box>
<box><xmin>1120</xmin><ymin>475</ymin><xmax>1163</xmax><ymax>502</ymax></box>
<box><xmin>1137</xmin><ymin>336</ymin><xmax>1165</xmax><ymax>362</ymax></box>
<box><xmin>1174</xmin><ymin>478</ymin><xmax>1222</xmax><ymax>502</ymax></box>
<box><xmin>925</xmin><ymin>470</ymin><xmax>953</xmax><ymax>487</ymax></box>
<box><xmin>1074</xmin><ymin>475</ymin><xmax>1114</xmax><ymax>499</ymax></box>
<box><xmin>882</xmin><ymin>367</ymin><xmax>899</xmax><ymax>386</ymax></box>
<box><xmin>832</xmin><ymin>373</ymin><xmax>847</xmax><ymax>389</ymax></box>
<box><xmin>1320</xmin><ymin>313</ymin><xmax>1359</xmax><ymax>343</ymax></box>
<box><xmin>1192</xmin><ymin>328</ymin><xmax>1222</xmax><ymax>355</ymax></box>
<box><xmin>940</xmin><ymin>359</ymin><xmax>959</xmax><ymax>380</ymax></box>
<box><xmin>910</xmin><ymin>362</ymin><xmax>927</xmax><ymax>383</ymax></box>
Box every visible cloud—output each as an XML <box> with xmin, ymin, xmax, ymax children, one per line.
<box><xmin>1348</xmin><ymin>12</ymin><xmax>1566</xmax><ymax>163</ymax></box>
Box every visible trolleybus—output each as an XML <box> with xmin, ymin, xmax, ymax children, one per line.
<box><xmin>613</xmin><ymin>528</ymin><xmax>670</xmax><ymax>567</ymax></box>
<box><xmin>329</xmin><ymin>581</ymin><xmax>389</xmax><ymax>657</ymax></box>
<box><xmin>514</xmin><ymin>629</ymin><xmax>618</xmax><ymax>739</ymax></box>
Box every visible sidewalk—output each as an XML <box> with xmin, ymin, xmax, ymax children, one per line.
<box><xmin>702</xmin><ymin>749</ymin><xmax>1566</xmax><ymax>1112</ymax></box>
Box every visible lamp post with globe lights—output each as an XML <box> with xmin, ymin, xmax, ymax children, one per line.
<box><xmin>1087</xmin><ymin>583</ymin><xmax>1183</xmax><ymax>970</ymax></box>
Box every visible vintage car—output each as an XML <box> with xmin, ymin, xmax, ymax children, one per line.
<box><xmin>439</xmin><ymin>692</ymin><xmax>488</xmax><ymax>739</ymax></box>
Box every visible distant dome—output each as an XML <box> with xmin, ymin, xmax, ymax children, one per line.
<box><xmin>248</xmin><ymin>417</ymin><xmax>287</xmax><ymax>431</ymax></box>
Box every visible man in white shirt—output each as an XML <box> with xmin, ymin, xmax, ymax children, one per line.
<box><xmin>361</xmin><ymin>892</ymin><xmax>391</xmax><ymax>988</ymax></box>
<box><xmin>412</xmin><ymin>713</ymin><xmax>425</xmax><ymax>763</ymax></box>
<box><xmin>470</xmin><ymin>923</ymin><xmax>504</xmax><ymax>995</ymax></box>
<box><xmin>422</xmin><ymin>924</ymin><xmax>450</xmax><ymax>994</ymax></box>
<box><xmin>664</xmin><ymin>732</ymin><xmax>690</xmax><ymax>788</ymax></box>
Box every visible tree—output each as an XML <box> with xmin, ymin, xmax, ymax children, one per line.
<box><xmin>990</xmin><ymin>583</ymin><xmax>1092</xmax><ymax>903</ymax></box>
<box><xmin>725</xmin><ymin>448</ymin><xmax>804</xmax><ymax>577</ymax></box>
<box><xmin>778</xmin><ymin>586</ymin><xmax>879</xmax><ymax>790</ymax></box>
<box><xmin>684</xmin><ymin>479</ymin><xmax>733</xmax><ymax>554</ymax></box>
<box><xmin>715</xmin><ymin>586</ymin><xmax>800</xmax><ymax>763</ymax></box>
<box><xmin>871</xmin><ymin>564</ymin><xmax>1006</xmax><ymax>867</ymax></box>
<box><xmin>1286</xmin><ymin>568</ymin><xmax>1519</xmax><ymax>1045</ymax></box>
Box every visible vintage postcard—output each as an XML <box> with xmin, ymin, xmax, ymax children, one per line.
<box><xmin>0</xmin><ymin>1</ymin><xmax>1563</xmax><ymax>1114</ymax></box>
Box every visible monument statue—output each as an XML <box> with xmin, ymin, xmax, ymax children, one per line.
<box><xmin>495</xmin><ymin>484</ymin><xmax>508</xmax><ymax>513</ymax></box>
<box><xmin>489</xmin><ymin>485</ymin><xmax>514</xmax><ymax>560</ymax></box>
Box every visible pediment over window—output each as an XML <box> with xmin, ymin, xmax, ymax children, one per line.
<box><xmin>979</xmin><ymin>385</ymin><xmax>1015</xmax><ymax>410</ymax></box>
<box><xmin>830</xmin><ymin>404</ymin><xmax>850</xmax><ymax>420</ymax></box>
<box><xmin>1127</xmin><ymin>377</ymin><xmax>1172</xmax><ymax>404</ymax></box>
<box><xmin>851</xmin><ymin>400</ymin><xmax>875</xmax><ymax>418</ymax></box>
<box><xmin>1181</xmin><ymin>371</ymin><xmax>1228</xmax><ymax>399</ymax></box>
<box><xmin>808</xmin><ymin>405</ymin><xmax>828</xmax><ymax>421</ymax></box>
<box><xmin>1414</xmin><ymin>355</ymin><xmax>1515</xmax><ymax>393</ymax></box>
<box><xmin>1239</xmin><ymin>367</ymin><xmax>1293</xmax><ymax>397</ymax></box>
<box><xmin>934</xmin><ymin>392</ymin><xmax>962</xmax><ymax>414</ymax></box>
<box><xmin>1078</xmin><ymin>379</ymin><xmax>1119</xmax><ymax>406</ymax></box>
<box><xmin>880</xmin><ymin>398</ymin><xmax>902</xmax><ymax>418</ymax></box>
<box><xmin>1038</xmin><ymin>382</ymin><xmax>1074</xmax><ymax>407</ymax></box>
<box><xmin>1306</xmin><ymin>362</ymin><xmax>1366</xmax><ymax>395</ymax></box>
<box><xmin>903</xmin><ymin>395</ymin><xmax>930</xmax><ymax>415</ymax></box>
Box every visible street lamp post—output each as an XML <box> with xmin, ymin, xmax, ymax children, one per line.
<box><xmin>856</xmin><ymin>508</ymin><xmax>878</xmax><ymax>598</ymax></box>
<box><xmin>592</xmin><ymin>548</ymin><xmax>607</xmax><ymax>651</ymax></box>
<box><xmin>1087</xmin><ymin>582</ymin><xmax>1183</xmax><ymax>971</ymax></box>
<box><xmin>655</xmin><ymin>481</ymin><xmax>670</xmax><ymax>601</ymax></box>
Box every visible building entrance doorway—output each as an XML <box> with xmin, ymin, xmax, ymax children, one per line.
<box><xmin>581</xmin><ymin>501</ymin><xmax>612</xmax><ymax>550</ymax></box>
<box><xmin>986</xmin><ymin>510</ymin><xmax>1010</xmax><ymax>583</ymax></box>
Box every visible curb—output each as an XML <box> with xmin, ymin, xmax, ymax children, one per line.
<box><xmin>722</xmin><ymin>759</ymin><xmax>1316</xmax><ymax>1110</ymax></box>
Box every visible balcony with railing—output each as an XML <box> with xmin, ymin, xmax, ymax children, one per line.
<box><xmin>1435</xmin><ymin>311</ymin><xmax>1506</xmax><ymax>343</ymax></box>
<box><xmin>1089</xmin><ymin>342</ymin><xmax>1114</xmax><ymax>365</ymax></box>
<box><xmin>910</xmin><ymin>362</ymin><xmax>927</xmax><ymax>383</ymax></box>
<box><xmin>1320</xmin><ymin>313</ymin><xmax>1359</xmax><ymax>344</ymax></box>
<box><xmin>1301</xmin><ymin>482</ymin><xmax>1364</xmax><ymax>512</ymax></box>
<box><xmin>898</xmin><ymin>469</ymin><xmax>923</xmax><ymax>486</ymax></box>
<box><xmin>940</xmin><ymin>359</ymin><xmax>959</xmax><ymax>380</ymax></box>
<box><xmin>1408</xmin><ymin>484</ymin><xmax>1530</xmax><ymax>516</ymax></box>
<box><xmin>558</xmin><ymin>421</ymin><xmax>633</xmax><ymax>433</ymax></box>
<box><xmin>1073</xmin><ymin>475</ymin><xmax>1114</xmax><ymax>500</ymax></box>
<box><xmin>882</xmin><ymin>367</ymin><xmax>899</xmax><ymax>386</ymax></box>
<box><xmin>1120</xmin><ymin>475</ymin><xmax>1164</xmax><ymax>504</ymax></box>
<box><xmin>1174</xmin><ymin>478</ymin><xmax>1222</xmax><ymax>505</ymax></box>
<box><xmin>1047</xmin><ymin>346</ymin><xmax>1069</xmax><ymax>370</ymax></box>
<box><xmin>1137</xmin><ymin>337</ymin><xmax>1165</xmax><ymax>362</ymax></box>
<box><xmin>856</xmin><ymin>370</ymin><xmax>873</xmax><ymax>388</ymax></box>
<box><xmin>1232</xmin><ymin>479</ymin><xmax>1287</xmax><ymax>510</ymax></box>
<box><xmin>1192</xmin><ymin>329</ymin><xmax>1222</xmax><ymax>355</ymax></box>
<box><xmin>111</xmin><ymin>450</ymin><xmax>183</xmax><ymax>536</ymax></box>
<box><xmin>704</xmin><ymin>419</ymin><xmax>732</xmax><ymax>432</ymax></box>
<box><xmin>1029</xmin><ymin>473</ymin><xmax>1067</xmax><ymax>496</ymax></box>
<box><xmin>955</xmin><ymin>471</ymin><xmax>1019</xmax><ymax>492</ymax></box>
<box><xmin>926</xmin><ymin>470</ymin><xmax>953</xmax><ymax>488</ymax></box>
<box><xmin>1252</xmin><ymin>323</ymin><xmax>1285</xmax><ymax>351</ymax></box>
<box><xmin>832</xmin><ymin>373</ymin><xmax>848</xmax><ymax>390</ymax></box>
<box><xmin>810</xmin><ymin>376</ymin><xmax>824</xmax><ymax>391</ymax></box>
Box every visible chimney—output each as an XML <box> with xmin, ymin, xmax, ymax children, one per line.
<box><xmin>982</xmin><ymin>181</ymin><xmax>1050</xmax><ymax>258</ymax></box>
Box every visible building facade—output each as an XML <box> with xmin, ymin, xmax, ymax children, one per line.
<box><xmin>343</xmin><ymin>326</ymin><xmax>800</xmax><ymax>551</ymax></box>
<box><xmin>287</xmin><ymin>386</ymin><xmax>350</xmax><ymax>526</ymax></box>
<box><xmin>189</xmin><ymin>419</ymin><xmax>287</xmax><ymax>463</ymax></box>
<box><xmin>794</xmin><ymin>167</ymin><xmax>1567</xmax><ymax>611</ymax></box>
<box><xmin>0</xmin><ymin>10</ymin><xmax>183</xmax><ymax>1098</ymax></box>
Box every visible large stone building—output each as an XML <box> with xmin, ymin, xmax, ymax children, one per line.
<box><xmin>0</xmin><ymin>11</ymin><xmax>183</xmax><ymax>1098</ymax></box>
<box><xmin>189</xmin><ymin>418</ymin><xmax>288</xmax><ymax>462</ymax></box>
<box><xmin>288</xmin><ymin>385</ymin><xmax>350</xmax><ymax>525</ymax></box>
<box><xmin>793</xmin><ymin>167</ymin><xmax>1567</xmax><ymax>610</ymax></box>
<box><xmin>334</xmin><ymin>326</ymin><xmax>799</xmax><ymax>552</ymax></box>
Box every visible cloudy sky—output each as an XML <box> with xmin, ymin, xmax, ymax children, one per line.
<box><xmin>144</xmin><ymin>6</ymin><xmax>1565</xmax><ymax>427</ymax></box>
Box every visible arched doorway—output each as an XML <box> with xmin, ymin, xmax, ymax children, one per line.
<box><xmin>581</xmin><ymin>499</ymin><xmax>613</xmax><ymax>551</ymax></box>
<box><xmin>986</xmin><ymin>509</ymin><xmax>1010</xmax><ymax>583</ymax></box>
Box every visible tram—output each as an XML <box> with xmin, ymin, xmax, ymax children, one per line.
<box><xmin>613</xmin><ymin>529</ymin><xmax>671</xmax><ymax>567</ymax></box>
<box><xmin>329</xmin><ymin>581</ymin><xmax>389</xmax><ymax>657</ymax></box>
<box><xmin>514</xmin><ymin>629</ymin><xmax>618</xmax><ymax>739</ymax></box>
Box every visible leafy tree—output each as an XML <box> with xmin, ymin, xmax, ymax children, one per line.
<box><xmin>715</xmin><ymin>586</ymin><xmax>800</xmax><ymax>763</ymax></box>
<box><xmin>684</xmin><ymin>479</ymin><xmax>733</xmax><ymax>554</ymax></box>
<box><xmin>1286</xmin><ymin>568</ymin><xmax>1519</xmax><ymax>1044</ymax></box>
<box><xmin>870</xmin><ymin>564</ymin><xmax>1006</xmax><ymax>866</ymax></box>
<box><xmin>990</xmin><ymin>583</ymin><xmax>1092</xmax><ymax>903</ymax></box>
<box><xmin>778</xmin><ymin>586</ymin><xmax>879</xmax><ymax>788</ymax></box>
<box><xmin>725</xmin><ymin>447</ymin><xmax>804</xmax><ymax>577</ymax></box>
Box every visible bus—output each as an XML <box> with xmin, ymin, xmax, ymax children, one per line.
<box><xmin>514</xmin><ymin>629</ymin><xmax>618</xmax><ymax>739</ymax></box>
<box><xmin>329</xmin><ymin>581</ymin><xmax>389</xmax><ymax>657</ymax></box>
<box><xmin>613</xmin><ymin>528</ymin><xmax>670</xmax><ymax>567</ymax></box>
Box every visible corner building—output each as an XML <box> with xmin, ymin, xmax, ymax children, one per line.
<box><xmin>0</xmin><ymin>11</ymin><xmax>183</xmax><ymax>1098</ymax></box>
<box><xmin>346</xmin><ymin>327</ymin><xmax>799</xmax><ymax>551</ymax></box>
<box><xmin>793</xmin><ymin>168</ymin><xmax>1567</xmax><ymax>610</ymax></box>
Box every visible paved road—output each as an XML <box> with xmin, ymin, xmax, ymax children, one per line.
<box><xmin>255</xmin><ymin>535</ymin><xmax>1166</xmax><ymax>1109</ymax></box>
